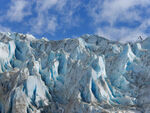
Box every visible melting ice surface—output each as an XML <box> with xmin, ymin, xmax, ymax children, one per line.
<box><xmin>0</xmin><ymin>32</ymin><xmax>150</xmax><ymax>113</ymax></box>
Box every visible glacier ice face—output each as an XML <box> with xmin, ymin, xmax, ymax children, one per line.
<box><xmin>0</xmin><ymin>32</ymin><xmax>150</xmax><ymax>113</ymax></box>
<box><xmin>0</xmin><ymin>40</ymin><xmax>15</xmax><ymax>72</ymax></box>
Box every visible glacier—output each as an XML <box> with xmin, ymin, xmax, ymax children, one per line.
<box><xmin>0</xmin><ymin>32</ymin><xmax>150</xmax><ymax>113</ymax></box>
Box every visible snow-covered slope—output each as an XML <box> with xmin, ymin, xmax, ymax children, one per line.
<box><xmin>0</xmin><ymin>32</ymin><xmax>150</xmax><ymax>113</ymax></box>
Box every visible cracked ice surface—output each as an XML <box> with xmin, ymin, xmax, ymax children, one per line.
<box><xmin>0</xmin><ymin>32</ymin><xmax>149</xmax><ymax>113</ymax></box>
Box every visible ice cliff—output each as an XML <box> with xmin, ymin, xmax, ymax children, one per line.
<box><xmin>0</xmin><ymin>32</ymin><xmax>150</xmax><ymax>113</ymax></box>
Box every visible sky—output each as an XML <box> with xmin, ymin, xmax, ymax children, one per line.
<box><xmin>0</xmin><ymin>0</ymin><xmax>150</xmax><ymax>42</ymax></box>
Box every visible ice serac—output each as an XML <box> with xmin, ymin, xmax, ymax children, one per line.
<box><xmin>0</xmin><ymin>32</ymin><xmax>150</xmax><ymax>113</ymax></box>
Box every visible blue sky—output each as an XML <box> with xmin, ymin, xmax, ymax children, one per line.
<box><xmin>0</xmin><ymin>0</ymin><xmax>150</xmax><ymax>42</ymax></box>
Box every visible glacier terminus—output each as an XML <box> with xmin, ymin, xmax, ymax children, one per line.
<box><xmin>0</xmin><ymin>32</ymin><xmax>150</xmax><ymax>113</ymax></box>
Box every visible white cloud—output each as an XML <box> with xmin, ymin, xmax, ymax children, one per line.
<box><xmin>35</xmin><ymin>0</ymin><xmax>80</xmax><ymax>14</ymax></box>
<box><xmin>35</xmin><ymin>0</ymin><xmax>59</xmax><ymax>12</ymax></box>
<box><xmin>89</xmin><ymin>0</ymin><xmax>150</xmax><ymax>24</ymax></box>
<box><xmin>96</xmin><ymin>19</ymin><xmax>150</xmax><ymax>42</ymax></box>
<box><xmin>96</xmin><ymin>27</ymin><xmax>146</xmax><ymax>43</ymax></box>
<box><xmin>47</xmin><ymin>17</ymin><xmax>57</xmax><ymax>33</ymax></box>
<box><xmin>35</xmin><ymin>0</ymin><xmax>67</xmax><ymax>13</ymax></box>
<box><xmin>30</xmin><ymin>0</ymin><xmax>81</xmax><ymax>35</ymax></box>
<box><xmin>60</xmin><ymin>0</ymin><xmax>81</xmax><ymax>26</ymax></box>
<box><xmin>88</xmin><ymin>0</ymin><xmax>150</xmax><ymax>42</ymax></box>
<box><xmin>29</xmin><ymin>0</ymin><xmax>67</xmax><ymax>34</ymax></box>
<box><xmin>30</xmin><ymin>13</ymin><xmax>58</xmax><ymax>35</ymax></box>
<box><xmin>0</xmin><ymin>0</ymin><xmax>82</xmax><ymax>36</ymax></box>
<box><xmin>30</xmin><ymin>13</ymin><xmax>44</xmax><ymax>34</ymax></box>
<box><xmin>0</xmin><ymin>25</ymin><xmax>11</xmax><ymax>32</ymax></box>
<box><xmin>7</xmin><ymin>0</ymin><xmax>31</xmax><ymax>22</ymax></box>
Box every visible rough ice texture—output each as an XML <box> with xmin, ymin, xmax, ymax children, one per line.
<box><xmin>0</xmin><ymin>32</ymin><xmax>149</xmax><ymax>113</ymax></box>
